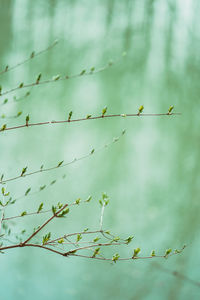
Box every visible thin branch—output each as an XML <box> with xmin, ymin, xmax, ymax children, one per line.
<box><xmin>0</xmin><ymin>240</ymin><xmax>185</xmax><ymax>262</ymax></box>
<box><xmin>0</xmin><ymin>112</ymin><xmax>23</xmax><ymax>120</ymax></box>
<box><xmin>0</xmin><ymin>91</ymin><xmax>31</xmax><ymax>107</ymax></box>
<box><xmin>0</xmin><ymin>131</ymin><xmax>124</xmax><ymax>184</ymax></box>
<box><xmin>21</xmin><ymin>203</ymin><xmax>68</xmax><ymax>245</ymax></box>
<box><xmin>47</xmin><ymin>230</ymin><xmax>102</xmax><ymax>245</ymax></box>
<box><xmin>9</xmin><ymin>174</ymin><xmax>67</xmax><ymax>205</ymax></box>
<box><xmin>0</xmin><ymin>112</ymin><xmax>181</xmax><ymax>133</ymax></box>
<box><xmin>70</xmin><ymin>249</ymin><xmax>184</xmax><ymax>261</ymax></box>
<box><xmin>0</xmin><ymin>40</ymin><xmax>58</xmax><ymax>75</ymax></box>
<box><xmin>3</xmin><ymin>198</ymin><xmax>90</xmax><ymax>221</ymax></box>
<box><xmin>0</xmin><ymin>62</ymin><xmax>113</xmax><ymax>97</ymax></box>
<box><xmin>63</xmin><ymin>242</ymin><xmax>124</xmax><ymax>256</ymax></box>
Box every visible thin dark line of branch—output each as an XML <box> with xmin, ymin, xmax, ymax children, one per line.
<box><xmin>0</xmin><ymin>40</ymin><xmax>58</xmax><ymax>75</ymax></box>
<box><xmin>0</xmin><ymin>62</ymin><xmax>112</xmax><ymax>97</ymax></box>
<box><xmin>0</xmin><ymin>132</ymin><xmax>123</xmax><ymax>185</ymax></box>
<box><xmin>0</xmin><ymin>112</ymin><xmax>181</xmax><ymax>133</ymax></box>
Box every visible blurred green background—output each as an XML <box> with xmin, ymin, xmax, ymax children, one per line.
<box><xmin>0</xmin><ymin>0</ymin><xmax>200</xmax><ymax>299</ymax></box>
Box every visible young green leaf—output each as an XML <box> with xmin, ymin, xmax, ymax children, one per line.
<box><xmin>138</xmin><ymin>105</ymin><xmax>144</xmax><ymax>115</ymax></box>
<box><xmin>76</xmin><ymin>234</ymin><xmax>82</xmax><ymax>243</ymax></box>
<box><xmin>37</xmin><ymin>203</ymin><xmax>43</xmax><ymax>213</ymax></box>
<box><xmin>80</xmin><ymin>69</ymin><xmax>86</xmax><ymax>75</ymax></box>
<box><xmin>57</xmin><ymin>161</ymin><xmax>64</xmax><ymax>167</ymax></box>
<box><xmin>165</xmin><ymin>248</ymin><xmax>172</xmax><ymax>257</ymax></box>
<box><xmin>25</xmin><ymin>115</ymin><xmax>29</xmax><ymax>126</ymax></box>
<box><xmin>21</xmin><ymin>211</ymin><xmax>27</xmax><ymax>217</ymax></box>
<box><xmin>93</xmin><ymin>237</ymin><xmax>100</xmax><ymax>243</ymax></box>
<box><xmin>16</xmin><ymin>111</ymin><xmax>22</xmax><ymax>117</ymax></box>
<box><xmin>52</xmin><ymin>205</ymin><xmax>57</xmax><ymax>215</ymax></box>
<box><xmin>0</xmin><ymin>124</ymin><xmax>7</xmax><ymax>131</ymax></box>
<box><xmin>19</xmin><ymin>82</ymin><xmax>24</xmax><ymax>88</ymax></box>
<box><xmin>36</xmin><ymin>73</ymin><xmax>42</xmax><ymax>84</ymax></box>
<box><xmin>42</xmin><ymin>232</ymin><xmax>51</xmax><ymax>245</ymax></box>
<box><xmin>125</xmin><ymin>236</ymin><xmax>134</xmax><ymax>244</ymax></box>
<box><xmin>50</xmin><ymin>180</ymin><xmax>56</xmax><ymax>185</ymax></box>
<box><xmin>58</xmin><ymin>238</ymin><xmax>64</xmax><ymax>244</ymax></box>
<box><xmin>58</xmin><ymin>208</ymin><xmax>69</xmax><ymax>217</ymax></box>
<box><xmin>20</xmin><ymin>167</ymin><xmax>27</xmax><ymax>177</ymax></box>
<box><xmin>168</xmin><ymin>105</ymin><xmax>174</xmax><ymax>114</ymax></box>
<box><xmin>30</xmin><ymin>51</ymin><xmax>35</xmax><ymax>58</ymax></box>
<box><xmin>92</xmin><ymin>247</ymin><xmax>100</xmax><ymax>258</ymax></box>
<box><xmin>85</xmin><ymin>195</ymin><xmax>92</xmax><ymax>202</ymax></box>
<box><xmin>102</xmin><ymin>106</ymin><xmax>107</xmax><ymax>117</ymax></box>
<box><xmin>39</xmin><ymin>185</ymin><xmax>46</xmax><ymax>191</ymax></box>
<box><xmin>68</xmin><ymin>111</ymin><xmax>73</xmax><ymax>122</ymax></box>
<box><xmin>52</xmin><ymin>74</ymin><xmax>60</xmax><ymax>81</ymax></box>
<box><xmin>132</xmin><ymin>248</ymin><xmax>141</xmax><ymax>258</ymax></box>
<box><xmin>75</xmin><ymin>198</ymin><xmax>81</xmax><ymax>205</ymax></box>
<box><xmin>112</xmin><ymin>253</ymin><xmax>120</xmax><ymax>263</ymax></box>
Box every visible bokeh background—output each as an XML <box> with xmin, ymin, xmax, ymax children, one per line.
<box><xmin>0</xmin><ymin>0</ymin><xmax>200</xmax><ymax>299</ymax></box>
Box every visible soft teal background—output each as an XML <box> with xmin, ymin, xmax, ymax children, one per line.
<box><xmin>0</xmin><ymin>0</ymin><xmax>200</xmax><ymax>299</ymax></box>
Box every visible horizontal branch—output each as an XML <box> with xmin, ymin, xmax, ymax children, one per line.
<box><xmin>0</xmin><ymin>40</ymin><xmax>58</xmax><ymax>75</ymax></box>
<box><xmin>0</xmin><ymin>112</ymin><xmax>181</xmax><ymax>133</ymax></box>
<box><xmin>0</xmin><ymin>242</ymin><xmax>185</xmax><ymax>263</ymax></box>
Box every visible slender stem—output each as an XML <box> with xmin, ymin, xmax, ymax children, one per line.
<box><xmin>22</xmin><ymin>203</ymin><xmax>68</xmax><ymax>245</ymax></box>
<box><xmin>0</xmin><ymin>63</ymin><xmax>112</xmax><ymax>97</ymax></box>
<box><xmin>64</xmin><ymin>242</ymin><xmax>123</xmax><ymax>255</ymax></box>
<box><xmin>47</xmin><ymin>230</ymin><xmax>102</xmax><ymax>245</ymax></box>
<box><xmin>0</xmin><ymin>40</ymin><xmax>58</xmax><ymax>75</ymax></box>
<box><xmin>0</xmin><ymin>112</ymin><xmax>181</xmax><ymax>133</ymax></box>
<box><xmin>3</xmin><ymin>209</ymin><xmax>52</xmax><ymax>221</ymax></box>
<box><xmin>3</xmin><ymin>198</ymin><xmax>89</xmax><ymax>221</ymax></box>
<box><xmin>0</xmin><ymin>131</ymin><xmax>123</xmax><ymax>185</ymax></box>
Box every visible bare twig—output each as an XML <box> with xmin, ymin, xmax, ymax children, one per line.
<box><xmin>21</xmin><ymin>203</ymin><xmax>68</xmax><ymax>245</ymax></box>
